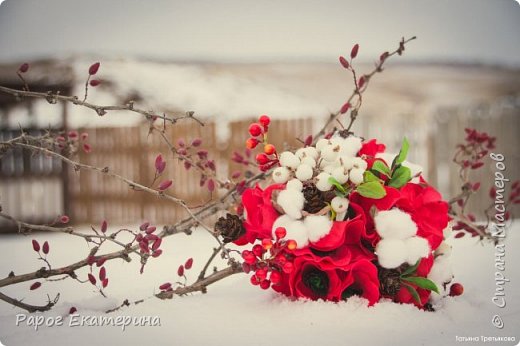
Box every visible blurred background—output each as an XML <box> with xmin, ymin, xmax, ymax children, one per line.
<box><xmin>0</xmin><ymin>0</ymin><xmax>519</xmax><ymax>229</ymax></box>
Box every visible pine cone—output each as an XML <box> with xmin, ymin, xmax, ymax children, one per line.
<box><xmin>303</xmin><ymin>184</ymin><xmax>327</xmax><ymax>214</ymax></box>
<box><xmin>215</xmin><ymin>213</ymin><xmax>245</xmax><ymax>243</ymax></box>
<box><xmin>378</xmin><ymin>267</ymin><xmax>403</xmax><ymax>296</ymax></box>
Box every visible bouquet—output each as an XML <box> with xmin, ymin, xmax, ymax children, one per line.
<box><xmin>216</xmin><ymin>115</ymin><xmax>460</xmax><ymax>309</ymax></box>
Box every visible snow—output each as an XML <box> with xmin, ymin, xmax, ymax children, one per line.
<box><xmin>0</xmin><ymin>223</ymin><xmax>519</xmax><ymax>346</ymax></box>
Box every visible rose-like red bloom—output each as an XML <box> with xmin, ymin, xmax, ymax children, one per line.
<box><xmin>339</xmin><ymin>260</ymin><xmax>380</xmax><ymax>306</ymax></box>
<box><xmin>394</xmin><ymin>182</ymin><xmax>449</xmax><ymax>251</ymax></box>
<box><xmin>358</xmin><ymin>139</ymin><xmax>387</xmax><ymax>169</ymax></box>
<box><xmin>395</xmin><ymin>256</ymin><xmax>434</xmax><ymax>308</ymax></box>
<box><xmin>235</xmin><ymin>183</ymin><xmax>285</xmax><ymax>245</ymax></box>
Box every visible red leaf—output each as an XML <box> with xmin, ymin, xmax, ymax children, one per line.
<box><xmin>350</xmin><ymin>44</ymin><xmax>359</xmax><ymax>59</ymax></box>
<box><xmin>88</xmin><ymin>62</ymin><xmax>100</xmax><ymax>75</ymax></box>
<box><xmin>30</xmin><ymin>282</ymin><xmax>41</xmax><ymax>290</ymax></box>
<box><xmin>185</xmin><ymin>258</ymin><xmax>193</xmax><ymax>270</ymax></box>
<box><xmin>158</xmin><ymin>180</ymin><xmax>173</xmax><ymax>191</ymax></box>
<box><xmin>42</xmin><ymin>241</ymin><xmax>49</xmax><ymax>255</ymax></box>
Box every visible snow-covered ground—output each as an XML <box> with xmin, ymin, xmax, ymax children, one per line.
<box><xmin>0</xmin><ymin>223</ymin><xmax>519</xmax><ymax>346</ymax></box>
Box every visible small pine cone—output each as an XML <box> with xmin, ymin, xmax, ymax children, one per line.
<box><xmin>303</xmin><ymin>184</ymin><xmax>327</xmax><ymax>214</ymax></box>
<box><xmin>215</xmin><ymin>213</ymin><xmax>245</xmax><ymax>243</ymax></box>
<box><xmin>378</xmin><ymin>267</ymin><xmax>402</xmax><ymax>296</ymax></box>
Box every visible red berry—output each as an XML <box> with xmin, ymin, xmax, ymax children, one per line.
<box><xmin>275</xmin><ymin>227</ymin><xmax>287</xmax><ymax>239</ymax></box>
<box><xmin>255</xmin><ymin>153</ymin><xmax>269</xmax><ymax>165</ymax></box>
<box><xmin>454</xmin><ymin>232</ymin><xmax>465</xmax><ymax>239</ymax></box>
<box><xmin>242</xmin><ymin>263</ymin><xmax>251</xmax><ymax>274</ymax></box>
<box><xmin>88</xmin><ymin>62</ymin><xmax>100</xmax><ymax>75</ymax></box>
<box><xmin>262</xmin><ymin>238</ymin><xmax>273</xmax><ymax>250</ymax></box>
<box><xmin>42</xmin><ymin>241</ymin><xmax>49</xmax><ymax>255</ymax></box>
<box><xmin>252</xmin><ymin>244</ymin><xmax>264</xmax><ymax>257</ymax></box>
<box><xmin>32</xmin><ymin>239</ymin><xmax>40</xmax><ymax>252</ymax></box>
<box><xmin>102</xmin><ymin>278</ymin><xmax>109</xmax><ymax>288</ymax></box>
<box><xmin>255</xmin><ymin>268</ymin><xmax>267</xmax><ymax>281</ymax></box>
<box><xmin>282</xmin><ymin>262</ymin><xmax>294</xmax><ymax>274</ymax></box>
<box><xmin>19</xmin><ymin>63</ymin><xmax>29</xmax><ymax>73</ymax></box>
<box><xmin>191</xmin><ymin>138</ymin><xmax>202</xmax><ymax>147</ymax></box>
<box><xmin>146</xmin><ymin>226</ymin><xmax>156</xmax><ymax>234</ymax></box>
<box><xmin>259</xmin><ymin>115</ymin><xmax>271</xmax><ymax>127</ymax></box>
<box><xmin>177</xmin><ymin>265</ymin><xmax>185</xmax><ymax>277</ymax></box>
<box><xmin>449</xmin><ymin>283</ymin><xmax>464</xmax><ymax>296</ymax></box>
<box><xmin>286</xmin><ymin>239</ymin><xmax>297</xmax><ymax>250</ymax></box>
<box><xmin>270</xmin><ymin>271</ymin><xmax>282</xmax><ymax>285</ymax></box>
<box><xmin>185</xmin><ymin>258</ymin><xmax>194</xmax><ymax>270</ymax></box>
<box><xmin>152</xmin><ymin>249</ymin><xmax>163</xmax><ymax>258</ymax></box>
<box><xmin>340</xmin><ymin>102</ymin><xmax>351</xmax><ymax>114</ymax></box>
<box><xmin>264</xmin><ymin>144</ymin><xmax>276</xmax><ymax>155</ymax></box>
<box><xmin>358</xmin><ymin>76</ymin><xmax>366</xmax><ymax>89</ymax></box>
<box><xmin>89</xmin><ymin>79</ymin><xmax>101</xmax><ymax>87</ymax></box>
<box><xmin>60</xmin><ymin>215</ymin><xmax>70</xmax><ymax>224</ymax></box>
<box><xmin>96</xmin><ymin>257</ymin><xmax>107</xmax><ymax>267</ymax></box>
<box><xmin>250</xmin><ymin>275</ymin><xmax>260</xmax><ymax>286</ymax></box>
<box><xmin>339</xmin><ymin>56</ymin><xmax>349</xmax><ymax>69</ymax></box>
<box><xmin>350</xmin><ymin>43</ymin><xmax>359</xmax><ymax>59</ymax></box>
<box><xmin>248</xmin><ymin>123</ymin><xmax>263</xmax><ymax>137</ymax></box>
<box><xmin>69</xmin><ymin>307</ymin><xmax>77</xmax><ymax>314</ymax></box>
<box><xmin>260</xmin><ymin>280</ymin><xmax>271</xmax><ymax>290</ymax></box>
<box><xmin>246</xmin><ymin>137</ymin><xmax>259</xmax><ymax>149</ymax></box>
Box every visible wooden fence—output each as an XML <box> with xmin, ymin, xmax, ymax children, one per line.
<box><xmin>1</xmin><ymin>103</ymin><xmax>518</xmax><ymax>230</ymax></box>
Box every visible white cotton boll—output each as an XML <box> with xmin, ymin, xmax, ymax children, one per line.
<box><xmin>285</xmin><ymin>220</ymin><xmax>310</xmax><ymax>249</ymax></box>
<box><xmin>435</xmin><ymin>242</ymin><xmax>452</xmax><ymax>258</ymax></box>
<box><xmin>336</xmin><ymin>155</ymin><xmax>354</xmax><ymax>170</ymax></box>
<box><xmin>376</xmin><ymin>239</ymin><xmax>408</xmax><ymax>269</ymax></box>
<box><xmin>286</xmin><ymin>178</ymin><xmax>303</xmax><ymax>192</ymax></box>
<box><xmin>295</xmin><ymin>164</ymin><xmax>314</xmax><ymax>181</ymax></box>
<box><xmin>303</xmin><ymin>147</ymin><xmax>319</xmax><ymax>160</ymax></box>
<box><xmin>272</xmin><ymin>166</ymin><xmax>291</xmax><ymax>184</ymax></box>
<box><xmin>339</xmin><ymin>136</ymin><xmax>363</xmax><ymax>157</ymax></box>
<box><xmin>277</xmin><ymin>189</ymin><xmax>305</xmax><ymax>219</ymax></box>
<box><xmin>279</xmin><ymin>151</ymin><xmax>300</xmax><ymax>169</ymax></box>
<box><xmin>295</xmin><ymin>148</ymin><xmax>306</xmax><ymax>159</ymax></box>
<box><xmin>352</xmin><ymin>157</ymin><xmax>368</xmax><ymax>171</ymax></box>
<box><xmin>405</xmin><ymin>236</ymin><xmax>431</xmax><ymax>265</ymax></box>
<box><xmin>323</xmin><ymin>164</ymin><xmax>336</xmax><ymax>174</ymax></box>
<box><xmin>316</xmin><ymin>138</ymin><xmax>330</xmax><ymax>152</ymax></box>
<box><xmin>301</xmin><ymin>156</ymin><xmax>316</xmax><ymax>168</ymax></box>
<box><xmin>332</xmin><ymin>166</ymin><xmax>349</xmax><ymax>184</ymax></box>
<box><xmin>349</xmin><ymin>168</ymin><xmax>364</xmax><ymax>185</ymax></box>
<box><xmin>321</xmin><ymin>144</ymin><xmax>341</xmax><ymax>162</ymax></box>
<box><xmin>272</xmin><ymin>215</ymin><xmax>294</xmax><ymax>236</ymax></box>
<box><xmin>316</xmin><ymin>172</ymin><xmax>333</xmax><ymax>191</ymax></box>
<box><xmin>305</xmin><ymin>215</ymin><xmax>333</xmax><ymax>243</ymax></box>
<box><xmin>374</xmin><ymin>209</ymin><xmax>418</xmax><ymax>239</ymax></box>
<box><xmin>331</xmin><ymin>196</ymin><xmax>349</xmax><ymax>213</ymax></box>
<box><xmin>428</xmin><ymin>255</ymin><xmax>454</xmax><ymax>289</ymax></box>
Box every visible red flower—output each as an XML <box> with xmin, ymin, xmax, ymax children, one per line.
<box><xmin>358</xmin><ymin>139</ymin><xmax>386</xmax><ymax>157</ymax></box>
<box><xmin>236</xmin><ymin>183</ymin><xmax>285</xmax><ymax>245</ymax></box>
<box><xmin>395</xmin><ymin>183</ymin><xmax>449</xmax><ymax>251</ymax></box>
<box><xmin>340</xmin><ymin>260</ymin><xmax>380</xmax><ymax>306</ymax></box>
<box><xmin>395</xmin><ymin>256</ymin><xmax>434</xmax><ymax>308</ymax></box>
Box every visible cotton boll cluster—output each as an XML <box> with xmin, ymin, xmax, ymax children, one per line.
<box><xmin>315</xmin><ymin>136</ymin><xmax>367</xmax><ymax>188</ymax></box>
<box><xmin>374</xmin><ymin>208</ymin><xmax>431</xmax><ymax>269</ymax></box>
<box><xmin>428</xmin><ymin>241</ymin><xmax>454</xmax><ymax>303</ymax></box>
<box><xmin>272</xmin><ymin>214</ymin><xmax>332</xmax><ymax>249</ymax></box>
<box><xmin>277</xmin><ymin>184</ymin><xmax>305</xmax><ymax>219</ymax></box>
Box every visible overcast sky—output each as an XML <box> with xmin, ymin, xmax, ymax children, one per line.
<box><xmin>0</xmin><ymin>0</ymin><xmax>519</xmax><ymax>65</ymax></box>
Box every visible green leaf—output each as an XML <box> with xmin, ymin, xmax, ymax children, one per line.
<box><xmin>403</xmin><ymin>282</ymin><xmax>422</xmax><ymax>305</ymax></box>
<box><xmin>356</xmin><ymin>181</ymin><xmax>386</xmax><ymax>199</ymax></box>
<box><xmin>400</xmin><ymin>260</ymin><xmax>420</xmax><ymax>277</ymax></box>
<box><xmin>371</xmin><ymin>160</ymin><xmax>391</xmax><ymax>177</ymax></box>
<box><xmin>328</xmin><ymin>176</ymin><xmax>346</xmax><ymax>195</ymax></box>
<box><xmin>402</xmin><ymin>276</ymin><xmax>440</xmax><ymax>294</ymax></box>
<box><xmin>392</xmin><ymin>137</ymin><xmax>410</xmax><ymax>169</ymax></box>
<box><xmin>388</xmin><ymin>166</ymin><xmax>412</xmax><ymax>188</ymax></box>
<box><xmin>363</xmin><ymin>170</ymin><xmax>380</xmax><ymax>183</ymax></box>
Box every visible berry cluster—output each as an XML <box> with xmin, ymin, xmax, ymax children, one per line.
<box><xmin>55</xmin><ymin>130</ymin><xmax>92</xmax><ymax>155</ymax></box>
<box><xmin>241</xmin><ymin>227</ymin><xmax>296</xmax><ymax>290</ymax></box>
<box><xmin>135</xmin><ymin>222</ymin><xmax>163</xmax><ymax>258</ymax></box>
<box><xmin>158</xmin><ymin>257</ymin><xmax>194</xmax><ymax>293</ymax></box>
<box><xmin>245</xmin><ymin>115</ymin><xmax>279</xmax><ymax>171</ymax></box>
